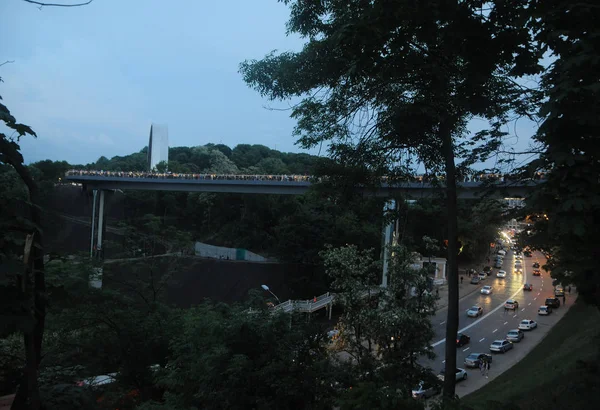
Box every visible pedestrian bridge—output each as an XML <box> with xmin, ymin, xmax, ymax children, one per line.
<box><xmin>64</xmin><ymin>170</ymin><xmax>543</xmax><ymax>199</ymax></box>
<box><xmin>273</xmin><ymin>292</ymin><xmax>336</xmax><ymax>315</ymax></box>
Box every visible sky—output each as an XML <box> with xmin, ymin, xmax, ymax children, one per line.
<box><xmin>1</xmin><ymin>0</ymin><xmax>539</xmax><ymax>169</ymax></box>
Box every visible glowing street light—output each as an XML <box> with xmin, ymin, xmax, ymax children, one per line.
<box><xmin>261</xmin><ymin>284</ymin><xmax>281</xmax><ymax>304</ymax></box>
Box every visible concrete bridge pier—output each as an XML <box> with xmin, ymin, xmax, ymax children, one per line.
<box><xmin>89</xmin><ymin>189</ymin><xmax>106</xmax><ymax>288</ymax></box>
<box><xmin>381</xmin><ymin>199</ymin><xmax>399</xmax><ymax>288</ymax></box>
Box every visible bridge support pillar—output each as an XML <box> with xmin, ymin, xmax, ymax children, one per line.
<box><xmin>381</xmin><ymin>199</ymin><xmax>398</xmax><ymax>288</ymax></box>
<box><xmin>88</xmin><ymin>189</ymin><xmax>105</xmax><ymax>288</ymax></box>
<box><xmin>96</xmin><ymin>190</ymin><xmax>105</xmax><ymax>259</ymax></box>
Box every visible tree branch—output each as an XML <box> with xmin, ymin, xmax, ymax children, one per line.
<box><xmin>23</xmin><ymin>0</ymin><xmax>93</xmax><ymax>7</ymax></box>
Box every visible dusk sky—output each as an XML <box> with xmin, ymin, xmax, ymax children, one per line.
<box><xmin>1</xmin><ymin>0</ymin><xmax>538</xmax><ymax>169</ymax></box>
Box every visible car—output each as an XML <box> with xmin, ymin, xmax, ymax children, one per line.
<box><xmin>467</xmin><ymin>306</ymin><xmax>483</xmax><ymax>317</ymax></box>
<box><xmin>483</xmin><ymin>266</ymin><xmax>492</xmax><ymax>274</ymax></box>
<box><xmin>552</xmin><ymin>278</ymin><xmax>560</xmax><ymax>287</ymax></box>
<box><xmin>506</xmin><ymin>329</ymin><xmax>525</xmax><ymax>342</ymax></box>
<box><xmin>464</xmin><ymin>353</ymin><xmax>493</xmax><ymax>368</ymax></box>
<box><xmin>515</xmin><ymin>254</ymin><xmax>523</xmax><ymax>260</ymax></box>
<box><xmin>411</xmin><ymin>381</ymin><xmax>441</xmax><ymax>399</ymax></box>
<box><xmin>497</xmin><ymin>250</ymin><xmax>506</xmax><ymax>256</ymax></box>
<box><xmin>456</xmin><ymin>333</ymin><xmax>471</xmax><ymax>347</ymax></box>
<box><xmin>555</xmin><ymin>286</ymin><xmax>565</xmax><ymax>296</ymax></box>
<box><xmin>470</xmin><ymin>276</ymin><xmax>480</xmax><ymax>284</ymax></box>
<box><xmin>538</xmin><ymin>306</ymin><xmax>553</xmax><ymax>315</ymax></box>
<box><xmin>514</xmin><ymin>267</ymin><xmax>523</xmax><ymax>274</ymax></box>
<box><xmin>505</xmin><ymin>299</ymin><xmax>519</xmax><ymax>310</ymax></box>
<box><xmin>518</xmin><ymin>319</ymin><xmax>538</xmax><ymax>330</ymax></box>
<box><xmin>494</xmin><ymin>261</ymin><xmax>503</xmax><ymax>268</ymax></box>
<box><xmin>489</xmin><ymin>339</ymin><xmax>514</xmax><ymax>353</ymax></box>
<box><xmin>480</xmin><ymin>285</ymin><xmax>493</xmax><ymax>295</ymax></box>
<box><xmin>532</xmin><ymin>269</ymin><xmax>541</xmax><ymax>276</ymax></box>
<box><xmin>524</xmin><ymin>250</ymin><xmax>532</xmax><ymax>257</ymax></box>
<box><xmin>545</xmin><ymin>297</ymin><xmax>561</xmax><ymax>308</ymax></box>
<box><xmin>523</xmin><ymin>283</ymin><xmax>533</xmax><ymax>291</ymax></box>
<box><xmin>438</xmin><ymin>368</ymin><xmax>468</xmax><ymax>382</ymax></box>
<box><xmin>496</xmin><ymin>270</ymin><xmax>507</xmax><ymax>278</ymax></box>
<box><xmin>533</xmin><ymin>262</ymin><xmax>540</xmax><ymax>268</ymax></box>
<box><xmin>478</xmin><ymin>272</ymin><xmax>487</xmax><ymax>281</ymax></box>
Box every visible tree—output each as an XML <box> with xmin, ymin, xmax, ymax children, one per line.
<box><xmin>154</xmin><ymin>161</ymin><xmax>168</xmax><ymax>173</ymax></box>
<box><xmin>1</xmin><ymin>74</ymin><xmax>47</xmax><ymax>409</ymax></box>
<box><xmin>22</xmin><ymin>1</ymin><xmax>93</xmax><ymax>8</ymax></box>
<box><xmin>518</xmin><ymin>1</ymin><xmax>600</xmax><ymax>307</ymax></box>
<box><xmin>240</xmin><ymin>0</ymin><xmax>540</xmax><ymax>397</ymax></box>
<box><xmin>140</xmin><ymin>303</ymin><xmax>336</xmax><ymax>410</ymax></box>
<box><xmin>320</xmin><ymin>244</ymin><xmax>436</xmax><ymax>408</ymax></box>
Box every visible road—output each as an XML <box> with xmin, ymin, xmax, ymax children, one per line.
<box><xmin>421</xmin><ymin>249</ymin><xmax>564</xmax><ymax>384</ymax></box>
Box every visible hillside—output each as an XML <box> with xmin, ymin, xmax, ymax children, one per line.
<box><xmin>463</xmin><ymin>301</ymin><xmax>600</xmax><ymax>410</ymax></box>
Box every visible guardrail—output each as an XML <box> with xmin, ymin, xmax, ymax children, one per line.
<box><xmin>272</xmin><ymin>292</ymin><xmax>335</xmax><ymax>314</ymax></box>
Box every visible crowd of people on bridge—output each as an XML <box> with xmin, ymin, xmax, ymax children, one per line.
<box><xmin>65</xmin><ymin>169</ymin><xmax>547</xmax><ymax>184</ymax></box>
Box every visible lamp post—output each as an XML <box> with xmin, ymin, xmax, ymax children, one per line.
<box><xmin>261</xmin><ymin>284</ymin><xmax>281</xmax><ymax>304</ymax></box>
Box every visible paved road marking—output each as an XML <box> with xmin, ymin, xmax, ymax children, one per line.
<box><xmin>534</xmin><ymin>297</ymin><xmax>537</xmax><ymax>300</ymax></box>
<box><xmin>442</xmin><ymin>360</ymin><xmax>446</xmax><ymax>364</ymax></box>
<box><xmin>479</xmin><ymin>338</ymin><xmax>485</xmax><ymax>342</ymax></box>
<box><xmin>522</xmin><ymin>308</ymin><xmax>526</xmax><ymax>311</ymax></box>
<box><xmin>463</xmin><ymin>347</ymin><xmax>470</xmax><ymax>352</ymax></box>
<box><xmin>537</xmin><ymin>292</ymin><xmax>541</xmax><ymax>295</ymax></box>
<box><xmin>431</xmin><ymin>264</ymin><xmax>528</xmax><ymax>348</ymax></box>
<box><xmin>493</xmin><ymin>328</ymin><xmax>498</xmax><ymax>333</ymax></box>
<box><xmin>528</xmin><ymin>303</ymin><xmax>532</xmax><ymax>306</ymax></box>
<box><xmin>440</xmin><ymin>321</ymin><xmax>446</xmax><ymax>325</ymax></box>
<box><xmin>504</xmin><ymin>321</ymin><xmax>508</xmax><ymax>325</ymax></box>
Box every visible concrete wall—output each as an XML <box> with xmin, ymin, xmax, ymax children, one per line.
<box><xmin>194</xmin><ymin>241</ymin><xmax>268</xmax><ymax>262</ymax></box>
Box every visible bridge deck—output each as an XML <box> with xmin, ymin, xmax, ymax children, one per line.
<box><xmin>64</xmin><ymin>174</ymin><xmax>539</xmax><ymax>198</ymax></box>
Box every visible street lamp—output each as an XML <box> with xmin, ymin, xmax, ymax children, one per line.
<box><xmin>261</xmin><ymin>284</ymin><xmax>281</xmax><ymax>304</ymax></box>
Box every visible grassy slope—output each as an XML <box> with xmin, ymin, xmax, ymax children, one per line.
<box><xmin>462</xmin><ymin>300</ymin><xmax>600</xmax><ymax>410</ymax></box>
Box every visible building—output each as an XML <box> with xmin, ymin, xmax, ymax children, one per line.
<box><xmin>147</xmin><ymin>123</ymin><xmax>169</xmax><ymax>171</ymax></box>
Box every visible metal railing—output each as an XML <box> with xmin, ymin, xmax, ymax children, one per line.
<box><xmin>272</xmin><ymin>292</ymin><xmax>335</xmax><ymax>314</ymax></box>
<box><xmin>270</xmin><ymin>287</ymin><xmax>384</xmax><ymax>314</ymax></box>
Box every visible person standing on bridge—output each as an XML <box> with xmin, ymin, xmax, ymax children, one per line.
<box><xmin>313</xmin><ymin>296</ymin><xmax>317</xmax><ymax>303</ymax></box>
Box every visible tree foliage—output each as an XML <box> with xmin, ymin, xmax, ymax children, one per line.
<box><xmin>321</xmin><ymin>244</ymin><xmax>437</xmax><ymax>408</ymax></box>
<box><xmin>139</xmin><ymin>304</ymin><xmax>336</xmax><ymax>410</ymax></box>
<box><xmin>517</xmin><ymin>1</ymin><xmax>600</xmax><ymax>307</ymax></box>
<box><xmin>240</xmin><ymin>0</ymin><xmax>541</xmax><ymax>397</ymax></box>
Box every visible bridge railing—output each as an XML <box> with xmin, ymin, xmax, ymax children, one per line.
<box><xmin>65</xmin><ymin>169</ymin><xmax>548</xmax><ymax>184</ymax></box>
<box><xmin>272</xmin><ymin>292</ymin><xmax>335</xmax><ymax>314</ymax></box>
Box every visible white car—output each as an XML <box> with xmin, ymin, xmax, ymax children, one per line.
<box><xmin>496</xmin><ymin>270</ymin><xmax>507</xmax><ymax>278</ymax></box>
<box><xmin>518</xmin><ymin>319</ymin><xmax>538</xmax><ymax>330</ymax></box>
<box><xmin>515</xmin><ymin>254</ymin><xmax>523</xmax><ymax>260</ymax></box>
<box><xmin>538</xmin><ymin>306</ymin><xmax>552</xmax><ymax>315</ymax></box>
<box><xmin>467</xmin><ymin>306</ymin><xmax>483</xmax><ymax>317</ymax></box>
<box><xmin>489</xmin><ymin>339</ymin><xmax>514</xmax><ymax>353</ymax></box>
<box><xmin>497</xmin><ymin>250</ymin><xmax>506</xmax><ymax>256</ymax></box>
<box><xmin>480</xmin><ymin>285</ymin><xmax>493</xmax><ymax>295</ymax></box>
<box><xmin>437</xmin><ymin>367</ymin><xmax>468</xmax><ymax>382</ymax></box>
<box><xmin>478</xmin><ymin>272</ymin><xmax>487</xmax><ymax>280</ymax></box>
<box><xmin>411</xmin><ymin>381</ymin><xmax>441</xmax><ymax>399</ymax></box>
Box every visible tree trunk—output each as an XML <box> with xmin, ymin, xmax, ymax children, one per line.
<box><xmin>442</xmin><ymin>120</ymin><xmax>460</xmax><ymax>399</ymax></box>
<box><xmin>4</xmin><ymin>150</ymin><xmax>46</xmax><ymax>410</ymax></box>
